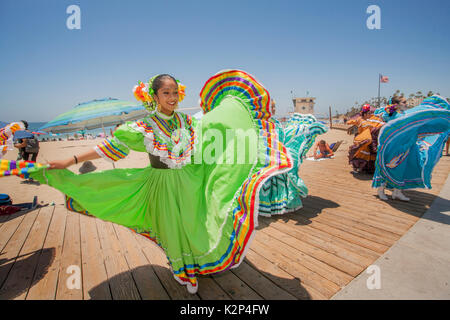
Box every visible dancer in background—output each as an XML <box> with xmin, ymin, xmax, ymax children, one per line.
<box><xmin>258</xmin><ymin>98</ymin><xmax>328</xmax><ymax>216</ymax></box>
<box><xmin>347</xmin><ymin>104</ymin><xmax>384</xmax><ymax>174</ymax></box>
<box><xmin>373</xmin><ymin>95</ymin><xmax>450</xmax><ymax>201</ymax></box>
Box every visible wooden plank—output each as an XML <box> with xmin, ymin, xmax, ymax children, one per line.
<box><xmin>0</xmin><ymin>208</ymin><xmax>39</xmax><ymax>289</ymax></box>
<box><xmin>279</xmin><ymin>216</ymin><xmax>389</xmax><ymax>254</ymax></box>
<box><xmin>309</xmin><ymin>178</ymin><xmax>437</xmax><ymax>213</ymax></box>
<box><xmin>341</xmin><ymin>208</ymin><xmax>415</xmax><ymax>232</ymax></box>
<box><xmin>95</xmin><ymin>219</ymin><xmax>141</xmax><ymax>300</ymax></box>
<box><xmin>0</xmin><ymin>206</ymin><xmax>53</xmax><ymax>300</ymax></box>
<box><xmin>299</xmin><ymin>208</ymin><xmax>402</xmax><ymax>243</ymax></box>
<box><xmin>245</xmin><ymin>249</ymin><xmax>325</xmax><ymax>300</ymax></box>
<box><xmin>314</xmin><ymin>177</ymin><xmax>433</xmax><ymax>207</ymax></box>
<box><xmin>305</xmin><ymin>185</ymin><xmax>423</xmax><ymax>234</ymax></box>
<box><xmin>308</xmin><ymin>189</ymin><xmax>426</xmax><ymax>222</ymax></box>
<box><xmin>230</xmin><ymin>260</ymin><xmax>296</xmax><ymax>300</ymax></box>
<box><xmin>266</xmin><ymin>218</ymin><xmax>380</xmax><ymax>261</ymax></box>
<box><xmin>134</xmin><ymin>232</ymin><xmax>200</xmax><ymax>300</ymax></box>
<box><xmin>112</xmin><ymin>224</ymin><xmax>170</xmax><ymax>300</ymax></box>
<box><xmin>350</xmin><ymin>206</ymin><xmax>418</xmax><ymax>227</ymax></box>
<box><xmin>250</xmin><ymin>238</ymin><xmax>340</xmax><ymax>299</ymax></box>
<box><xmin>305</xmin><ymin>193</ymin><xmax>419</xmax><ymax>229</ymax></box>
<box><xmin>79</xmin><ymin>214</ymin><xmax>111</xmax><ymax>300</ymax></box>
<box><xmin>297</xmin><ymin>212</ymin><xmax>399</xmax><ymax>247</ymax></box>
<box><xmin>196</xmin><ymin>276</ymin><xmax>232</xmax><ymax>300</ymax></box>
<box><xmin>0</xmin><ymin>211</ymin><xmax>28</xmax><ymax>253</ymax></box>
<box><xmin>321</xmin><ymin>209</ymin><xmax>409</xmax><ymax>236</ymax></box>
<box><xmin>318</xmin><ymin>210</ymin><xmax>402</xmax><ymax>241</ymax></box>
<box><xmin>27</xmin><ymin>205</ymin><xmax>67</xmax><ymax>300</ymax></box>
<box><xmin>211</xmin><ymin>271</ymin><xmax>263</xmax><ymax>300</ymax></box>
<box><xmin>56</xmin><ymin>211</ymin><xmax>83</xmax><ymax>299</ymax></box>
<box><xmin>255</xmin><ymin>228</ymin><xmax>358</xmax><ymax>284</ymax></box>
<box><xmin>305</xmin><ymin>188</ymin><xmax>421</xmax><ymax>223</ymax></box>
<box><xmin>0</xmin><ymin>213</ymin><xmax>12</xmax><ymax>229</ymax></box>
<box><xmin>257</xmin><ymin>225</ymin><xmax>364</xmax><ymax>277</ymax></box>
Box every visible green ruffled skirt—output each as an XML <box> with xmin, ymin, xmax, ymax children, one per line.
<box><xmin>30</xmin><ymin>73</ymin><xmax>292</xmax><ymax>294</ymax></box>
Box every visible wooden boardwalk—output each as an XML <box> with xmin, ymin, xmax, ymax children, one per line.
<box><xmin>1</xmin><ymin>135</ymin><xmax>449</xmax><ymax>300</ymax></box>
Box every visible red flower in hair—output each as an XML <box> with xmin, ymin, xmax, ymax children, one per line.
<box><xmin>361</xmin><ymin>104</ymin><xmax>371</xmax><ymax>113</ymax></box>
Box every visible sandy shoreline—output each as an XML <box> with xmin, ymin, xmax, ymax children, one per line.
<box><xmin>0</xmin><ymin>129</ymin><xmax>352</xmax><ymax>208</ymax></box>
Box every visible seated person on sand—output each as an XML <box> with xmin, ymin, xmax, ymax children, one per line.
<box><xmin>313</xmin><ymin>140</ymin><xmax>334</xmax><ymax>159</ymax></box>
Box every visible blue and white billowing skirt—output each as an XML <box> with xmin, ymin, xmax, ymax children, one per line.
<box><xmin>372</xmin><ymin>96</ymin><xmax>450</xmax><ymax>189</ymax></box>
<box><xmin>259</xmin><ymin>114</ymin><xmax>328</xmax><ymax>216</ymax></box>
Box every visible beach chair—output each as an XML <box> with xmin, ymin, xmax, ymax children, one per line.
<box><xmin>329</xmin><ymin>140</ymin><xmax>344</xmax><ymax>152</ymax></box>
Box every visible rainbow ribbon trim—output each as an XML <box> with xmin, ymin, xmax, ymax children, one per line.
<box><xmin>0</xmin><ymin>159</ymin><xmax>49</xmax><ymax>179</ymax></box>
<box><xmin>200</xmin><ymin>69</ymin><xmax>271</xmax><ymax>120</ymax></box>
<box><xmin>65</xmin><ymin>196</ymin><xmax>91</xmax><ymax>216</ymax></box>
<box><xmin>159</xmin><ymin>70</ymin><xmax>292</xmax><ymax>288</ymax></box>
<box><xmin>95</xmin><ymin>139</ymin><xmax>129</xmax><ymax>162</ymax></box>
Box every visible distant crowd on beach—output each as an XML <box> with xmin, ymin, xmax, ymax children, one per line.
<box><xmin>39</xmin><ymin>134</ymin><xmax>110</xmax><ymax>142</ymax></box>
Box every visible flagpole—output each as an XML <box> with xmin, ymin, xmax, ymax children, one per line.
<box><xmin>378</xmin><ymin>73</ymin><xmax>381</xmax><ymax>108</ymax></box>
<box><xmin>329</xmin><ymin>106</ymin><xmax>332</xmax><ymax>130</ymax></box>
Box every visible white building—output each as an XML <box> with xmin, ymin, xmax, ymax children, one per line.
<box><xmin>293</xmin><ymin>97</ymin><xmax>315</xmax><ymax>114</ymax></box>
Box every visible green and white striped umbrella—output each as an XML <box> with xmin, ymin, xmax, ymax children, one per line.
<box><xmin>39</xmin><ymin>98</ymin><xmax>149</xmax><ymax>134</ymax></box>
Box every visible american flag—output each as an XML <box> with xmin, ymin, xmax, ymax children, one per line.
<box><xmin>380</xmin><ymin>75</ymin><xmax>389</xmax><ymax>83</ymax></box>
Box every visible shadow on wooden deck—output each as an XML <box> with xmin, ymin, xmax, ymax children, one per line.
<box><xmin>86</xmin><ymin>262</ymin><xmax>312</xmax><ymax>300</ymax></box>
<box><xmin>0</xmin><ymin>248</ymin><xmax>55</xmax><ymax>300</ymax></box>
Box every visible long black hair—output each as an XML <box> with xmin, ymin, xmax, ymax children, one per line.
<box><xmin>390</xmin><ymin>96</ymin><xmax>405</xmax><ymax>105</ymax></box>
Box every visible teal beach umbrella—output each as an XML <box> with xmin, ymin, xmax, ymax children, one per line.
<box><xmin>39</xmin><ymin>98</ymin><xmax>149</xmax><ymax>134</ymax></box>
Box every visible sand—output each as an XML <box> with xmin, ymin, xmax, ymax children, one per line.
<box><xmin>0</xmin><ymin>129</ymin><xmax>353</xmax><ymax>208</ymax></box>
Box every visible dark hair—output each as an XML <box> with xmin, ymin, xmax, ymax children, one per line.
<box><xmin>319</xmin><ymin>140</ymin><xmax>325</xmax><ymax>144</ymax></box>
<box><xmin>391</xmin><ymin>96</ymin><xmax>404</xmax><ymax>105</ymax></box>
<box><xmin>152</xmin><ymin>74</ymin><xmax>177</xmax><ymax>95</ymax></box>
<box><xmin>21</xmin><ymin>120</ymin><xmax>28</xmax><ymax>129</ymax></box>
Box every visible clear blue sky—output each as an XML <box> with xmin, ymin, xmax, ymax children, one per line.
<box><xmin>1</xmin><ymin>0</ymin><xmax>449</xmax><ymax>121</ymax></box>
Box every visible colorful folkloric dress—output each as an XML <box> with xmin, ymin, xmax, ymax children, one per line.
<box><xmin>1</xmin><ymin>70</ymin><xmax>293</xmax><ymax>294</ymax></box>
<box><xmin>347</xmin><ymin>115</ymin><xmax>384</xmax><ymax>173</ymax></box>
<box><xmin>0</xmin><ymin>122</ymin><xmax>25</xmax><ymax>158</ymax></box>
<box><xmin>372</xmin><ymin>96</ymin><xmax>450</xmax><ymax>190</ymax></box>
<box><xmin>258</xmin><ymin>114</ymin><xmax>327</xmax><ymax>216</ymax></box>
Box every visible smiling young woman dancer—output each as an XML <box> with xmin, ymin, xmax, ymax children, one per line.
<box><xmin>1</xmin><ymin>70</ymin><xmax>295</xmax><ymax>294</ymax></box>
